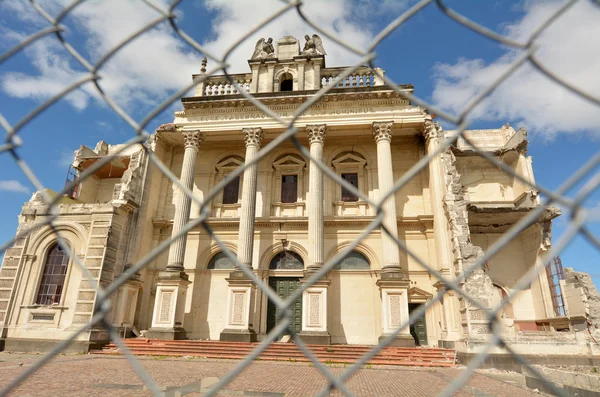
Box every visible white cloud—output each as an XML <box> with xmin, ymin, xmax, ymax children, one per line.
<box><xmin>0</xmin><ymin>0</ymin><xmax>388</xmax><ymax>112</ymax></box>
<box><xmin>1</xmin><ymin>0</ymin><xmax>203</xmax><ymax>111</ymax></box>
<box><xmin>0</xmin><ymin>180</ymin><xmax>30</xmax><ymax>194</ymax></box>
<box><xmin>431</xmin><ymin>0</ymin><xmax>600</xmax><ymax>138</ymax></box>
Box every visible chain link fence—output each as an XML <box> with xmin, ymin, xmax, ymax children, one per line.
<box><xmin>0</xmin><ymin>0</ymin><xmax>599</xmax><ymax>396</ymax></box>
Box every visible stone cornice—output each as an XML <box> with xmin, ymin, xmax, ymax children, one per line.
<box><xmin>178</xmin><ymin>90</ymin><xmax>410</xmax><ymax>115</ymax></box>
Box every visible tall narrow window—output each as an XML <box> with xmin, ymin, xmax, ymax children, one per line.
<box><xmin>222</xmin><ymin>176</ymin><xmax>240</xmax><ymax>204</ymax></box>
<box><xmin>281</xmin><ymin>175</ymin><xmax>298</xmax><ymax>203</ymax></box>
<box><xmin>36</xmin><ymin>244</ymin><xmax>69</xmax><ymax>305</ymax></box>
<box><xmin>546</xmin><ymin>256</ymin><xmax>566</xmax><ymax>317</ymax></box>
<box><xmin>341</xmin><ymin>173</ymin><xmax>359</xmax><ymax>202</ymax></box>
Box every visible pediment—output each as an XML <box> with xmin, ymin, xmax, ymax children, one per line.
<box><xmin>408</xmin><ymin>287</ymin><xmax>433</xmax><ymax>299</ymax></box>
<box><xmin>332</xmin><ymin>152</ymin><xmax>366</xmax><ymax>168</ymax></box>
<box><xmin>273</xmin><ymin>154</ymin><xmax>305</xmax><ymax>168</ymax></box>
<box><xmin>216</xmin><ymin>155</ymin><xmax>244</xmax><ymax>170</ymax></box>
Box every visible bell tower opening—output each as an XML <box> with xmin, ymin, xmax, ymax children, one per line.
<box><xmin>280</xmin><ymin>73</ymin><xmax>293</xmax><ymax>92</ymax></box>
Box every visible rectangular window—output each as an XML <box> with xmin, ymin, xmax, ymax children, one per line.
<box><xmin>222</xmin><ymin>176</ymin><xmax>240</xmax><ymax>204</ymax></box>
<box><xmin>341</xmin><ymin>173</ymin><xmax>359</xmax><ymax>202</ymax></box>
<box><xmin>281</xmin><ymin>175</ymin><xmax>298</xmax><ymax>203</ymax></box>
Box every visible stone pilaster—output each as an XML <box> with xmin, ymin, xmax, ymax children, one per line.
<box><xmin>148</xmin><ymin>129</ymin><xmax>203</xmax><ymax>340</ymax></box>
<box><xmin>220</xmin><ymin>127</ymin><xmax>263</xmax><ymax>343</ymax></box>
<box><xmin>299</xmin><ymin>124</ymin><xmax>330</xmax><ymax>345</ymax></box>
<box><xmin>424</xmin><ymin>120</ymin><xmax>459</xmax><ymax>343</ymax></box>
<box><xmin>372</xmin><ymin>121</ymin><xmax>414</xmax><ymax>347</ymax></box>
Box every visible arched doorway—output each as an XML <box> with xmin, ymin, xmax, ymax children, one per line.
<box><xmin>267</xmin><ymin>251</ymin><xmax>304</xmax><ymax>336</ymax></box>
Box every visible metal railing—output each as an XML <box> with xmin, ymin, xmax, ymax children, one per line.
<box><xmin>0</xmin><ymin>0</ymin><xmax>599</xmax><ymax>396</ymax></box>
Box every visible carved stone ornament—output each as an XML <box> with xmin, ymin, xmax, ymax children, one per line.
<box><xmin>251</xmin><ymin>37</ymin><xmax>275</xmax><ymax>60</ymax></box>
<box><xmin>242</xmin><ymin>127</ymin><xmax>263</xmax><ymax>147</ymax></box>
<box><xmin>423</xmin><ymin>119</ymin><xmax>441</xmax><ymax>144</ymax></box>
<box><xmin>306</xmin><ymin>124</ymin><xmax>326</xmax><ymax>145</ymax></box>
<box><xmin>181</xmin><ymin>130</ymin><xmax>204</xmax><ymax>149</ymax></box>
<box><xmin>301</xmin><ymin>34</ymin><xmax>326</xmax><ymax>56</ymax></box>
<box><xmin>372</xmin><ymin>121</ymin><xmax>393</xmax><ymax>143</ymax></box>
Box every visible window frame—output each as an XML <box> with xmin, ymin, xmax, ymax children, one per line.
<box><xmin>269</xmin><ymin>251</ymin><xmax>304</xmax><ymax>270</ymax></box>
<box><xmin>332</xmin><ymin>250</ymin><xmax>370</xmax><ymax>271</ymax></box>
<box><xmin>331</xmin><ymin>152</ymin><xmax>369</xmax><ymax>215</ymax></box>
<box><xmin>213</xmin><ymin>155</ymin><xmax>244</xmax><ymax>217</ymax></box>
<box><xmin>281</xmin><ymin>174</ymin><xmax>298</xmax><ymax>203</ymax></box>
<box><xmin>341</xmin><ymin>173</ymin><xmax>359</xmax><ymax>202</ymax></box>
<box><xmin>222</xmin><ymin>175</ymin><xmax>241</xmax><ymax>205</ymax></box>
<box><xmin>35</xmin><ymin>243</ymin><xmax>70</xmax><ymax>306</ymax></box>
<box><xmin>207</xmin><ymin>252</ymin><xmax>237</xmax><ymax>270</ymax></box>
<box><xmin>271</xmin><ymin>154</ymin><xmax>306</xmax><ymax>216</ymax></box>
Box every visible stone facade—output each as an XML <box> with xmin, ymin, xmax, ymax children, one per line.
<box><xmin>0</xmin><ymin>35</ymin><xmax>598</xmax><ymax>358</ymax></box>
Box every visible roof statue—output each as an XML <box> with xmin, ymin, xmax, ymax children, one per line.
<box><xmin>301</xmin><ymin>34</ymin><xmax>326</xmax><ymax>56</ymax></box>
<box><xmin>251</xmin><ymin>37</ymin><xmax>275</xmax><ymax>60</ymax></box>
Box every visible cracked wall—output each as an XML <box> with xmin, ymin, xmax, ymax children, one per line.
<box><xmin>436</xmin><ymin>122</ymin><xmax>495</xmax><ymax>338</ymax></box>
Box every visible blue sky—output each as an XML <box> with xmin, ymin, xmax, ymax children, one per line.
<box><xmin>0</xmin><ymin>0</ymin><xmax>598</xmax><ymax>285</ymax></box>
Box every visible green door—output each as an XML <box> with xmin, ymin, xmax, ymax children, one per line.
<box><xmin>409</xmin><ymin>303</ymin><xmax>428</xmax><ymax>346</ymax></box>
<box><xmin>267</xmin><ymin>277</ymin><xmax>302</xmax><ymax>336</ymax></box>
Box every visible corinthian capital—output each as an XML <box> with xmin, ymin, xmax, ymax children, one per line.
<box><xmin>372</xmin><ymin>121</ymin><xmax>393</xmax><ymax>143</ymax></box>
<box><xmin>306</xmin><ymin>124</ymin><xmax>326</xmax><ymax>145</ymax></box>
<box><xmin>423</xmin><ymin>120</ymin><xmax>441</xmax><ymax>144</ymax></box>
<box><xmin>181</xmin><ymin>130</ymin><xmax>204</xmax><ymax>149</ymax></box>
<box><xmin>242</xmin><ymin>127</ymin><xmax>263</xmax><ymax>147</ymax></box>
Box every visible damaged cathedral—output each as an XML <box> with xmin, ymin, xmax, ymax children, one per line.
<box><xmin>1</xmin><ymin>35</ymin><xmax>598</xmax><ymax>365</ymax></box>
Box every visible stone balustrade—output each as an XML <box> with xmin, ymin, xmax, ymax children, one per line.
<box><xmin>196</xmin><ymin>66</ymin><xmax>385</xmax><ymax>97</ymax></box>
<box><xmin>320</xmin><ymin>66</ymin><xmax>384</xmax><ymax>89</ymax></box>
<box><xmin>202</xmin><ymin>74</ymin><xmax>253</xmax><ymax>96</ymax></box>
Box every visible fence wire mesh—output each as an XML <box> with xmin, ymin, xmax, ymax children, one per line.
<box><xmin>0</xmin><ymin>0</ymin><xmax>599</xmax><ymax>396</ymax></box>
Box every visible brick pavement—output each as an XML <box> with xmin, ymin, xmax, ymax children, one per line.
<box><xmin>0</xmin><ymin>353</ymin><xmax>542</xmax><ymax>396</ymax></box>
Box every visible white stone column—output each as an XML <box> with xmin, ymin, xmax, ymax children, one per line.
<box><xmin>300</xmin><ymin>124</ymin><xmax>330</xmax><ymax>345</ymax></box>
<box><xmin>372</xmin><ymin>121</ymin><xmax>401</xmax><ymax>273</ymax></box>
<box><xmin>220</xmin><ymin>128</ymin><xmax>263</xmax><ymax>342</ymax></box>
<box><xmin>306</xmin><ymin>124</ymin><xmax>326</xmax><ymax>272</ymax></box>
<box><xmin>425</xmin><ymin>120</ymin><xmax>460</xmax><ymax>343</ymax></box>
<box><xmin>372</xmin><ymin>121</ymin><xmax>413</xmax><ymax>346</ymax></box>
<box><xmin>424</xmin><ymin>120</ymin><xmax>453</xmax><ymax>273</ymax></box>
<box><xmin>166</xmin><ymin>130</ymin><xmax>204</xmax><ymax>271</ymax></box>
<box><xmin>237</xmin><ymin>128</ymin><xmax>263</xmax><ymax>267</ymax></box>
<box><xmin>149</xmin><ymin>130</ymin><xmax>203</xmax><ymax>340</ymax></box>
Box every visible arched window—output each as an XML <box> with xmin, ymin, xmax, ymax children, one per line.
<box><xmin>36</xmin><ymin>244</ymin><xmax>69</xmax><ymax>305</ymax></box>
<box><xmin>333</xmin><ymin>251</ymin><xmax>370</xmax><ymax>270</ymax></box>
<box><xmin>280</xmin><ymin>72</ymin><xmax>293</xmax><ymax>92</ymax></box>
<box><xmin>207</xmin><ymin>252</ymin><xmax>236</xmax><ymax>270</ymax></box>
<box><xmin>269</xmin><ymin>251</ymin><xmax>304</xmax><ymax>270</ymax></box>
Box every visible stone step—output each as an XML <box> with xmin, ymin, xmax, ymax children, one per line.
<box><xmin>93</xmin><ymin>339</ymin><xmax>456</xmax><ymax>367</ymax></box>
<box><xmin>102</xmin><ymin>339</ymin><xmax>454</xmax><ymax>354</ymax></box>
<box><xmin>100</xmin><ymin>345</ymin><xmax>452</xmax><ymax>362</ymax></box>
<box><xmin>94</xmin><ymin>349</ymin><xmax>455</xmax><ymax>367</ymax></box>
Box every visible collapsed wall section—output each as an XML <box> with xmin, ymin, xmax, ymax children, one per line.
<box><xmin>435</xmin><ymin>121</ymin><xmax>495</xmax><ymax>338</ymax></box>
<box><xmin>564</xmin><ymin>268</ymin><xmax>600</xmax><ymax>334</ymax></box>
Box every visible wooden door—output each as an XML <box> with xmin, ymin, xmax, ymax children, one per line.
<box><xmin>267</xmin><ymin>277</ymin><xmax>302</xmax><ymax>336</ymax></box>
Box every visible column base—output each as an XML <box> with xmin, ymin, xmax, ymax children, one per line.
<box><xmin>219</xmin><ymin>328</ymin><xmax>257</xmax><ymax>342</ymax></box>
<box><xmin>147</xmin><ymin>327</ymin><xmax>187</xmax><ymax>340</ymax></box>
<box><xmin>379</xmin><ymin>334</ymin><xmax>416</xmax><ymax>347</ymax></box>
<box><xmin>298</xmin><ymin>330</ymin><xmax>331</xmax><ymax>345</ymax></box>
